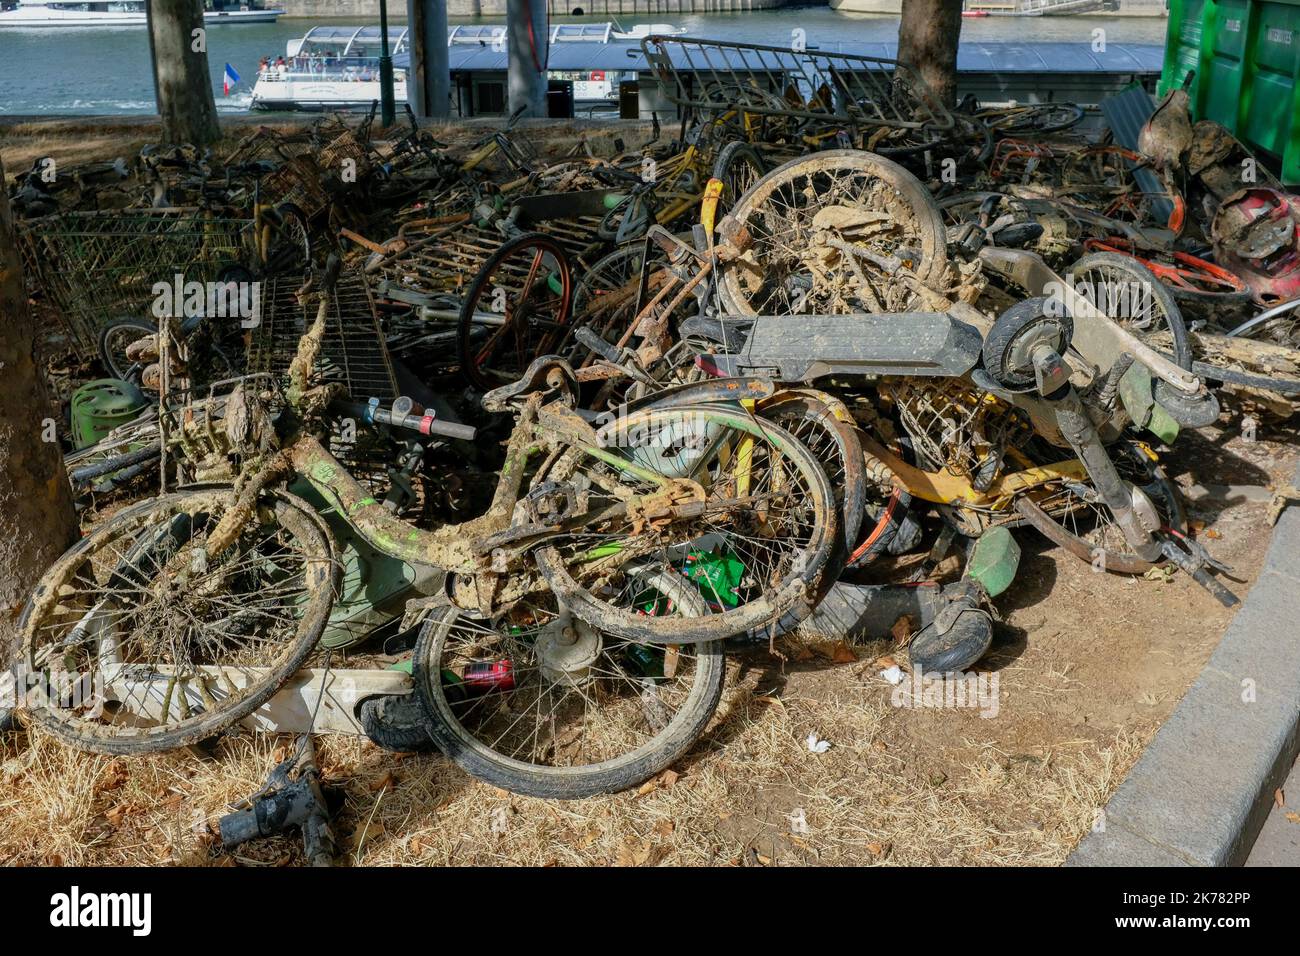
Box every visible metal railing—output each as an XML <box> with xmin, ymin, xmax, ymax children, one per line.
<box><xmin>640</xmin><ymin>35</ymin><xmax>953</xmax><ymax>133</ymax></box>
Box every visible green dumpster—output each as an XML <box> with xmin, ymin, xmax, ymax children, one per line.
<box><xmin>1160</xmin><ymin>0</ymin><xmax>1300</xmax><ymax>185</ymax></box>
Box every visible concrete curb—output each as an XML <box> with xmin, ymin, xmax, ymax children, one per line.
<box><xmin>1067</xmin><ymin>463</ymin><xmax>1300</xmax><ymax>866</ymax></box>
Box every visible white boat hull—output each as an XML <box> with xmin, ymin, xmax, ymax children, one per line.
<box><xmin>251</xmin><ymin>77</ymin><xmax>411</xmax><ymax>112</ymax></box>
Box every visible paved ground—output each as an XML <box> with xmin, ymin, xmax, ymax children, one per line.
<box><xmin>1245</xmin><ymin>754</ymin><xmax>1300</xmax><ymax>866</ymax></box>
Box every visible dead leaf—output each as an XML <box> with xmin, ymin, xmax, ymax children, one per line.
<box><xmin>1206</xmin><ymin>528</ymin><xmax>1222</xmax><ymax>540</ymax></box>
<box><xmin>1276</xmin><ymin>787</ymin><xmax>1286</xmax><ymax>808</ymax></box>
<box><xmin>1285</xmin><ymin>812</ymin><xmax>1300</xmax><ymax>825</ymax></box>
<box><xmin>636</xmin><ymin>779</ymin><xmax>658</xmax><ymax>798</ymax></box>
<box><xmin>890</xmin><ymin>616</ymin><xmax>914</xmax><ymax>644</ymax></box>
<box><xmin>368</xmin><ymin>772</ymin><xmax>396</xmax><ymax>792</ymax></box>
<box><xmin>658</xmin><ymin>769</ymin><xmax>679</xmax><ymax>789</ymax></box>
<box><xmin>655</xmin><ymin>819</ymin><xmax>675</xmax><ymax>837</ymax></box>
<box><xmin>97</xmin><ymin>760</ymin><xmax>128</xmax><ymax>793</ymax></box>
<box><xmin>615</xmin><ymin>839</ymin><xmax>652</xmax><ymax>867</ymax></box>
<box><xmin>830</xmin><ymin>640</ymin><xmax>858</xmax><ymax>664</ymax></box>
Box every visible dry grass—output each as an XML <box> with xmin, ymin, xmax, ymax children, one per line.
<box><xmin>0</xmin><ymin>648</ymin><xmax>1150</xmax><ymax>867</ymax></box>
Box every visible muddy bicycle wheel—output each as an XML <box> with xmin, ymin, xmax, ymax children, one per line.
<box><xmin>457</xmin><ymin>233</ymin><xmax>573</xmax><ymax>392</ymax></box>
<box><xmin>529</xmin><ymin>404</ymin><xmax>837</xmax><ymax>645</ymax></box>
<box><xmin>759</xmin><ymin>392</ymin><xmax>866</xmax><ymax>553</ymax></box>
<box><xmin>1067</xmin><ymin>251</ymin><xmax>1192</xmax><ymax>370</ymax></box>
<box><xmin>18</xmin><ymin>488</ymin><xmax>336</xmax><ymax>754</ymax></box>
<box><xmin>413</xmin><ymin>576</ymin><xmax>725</xmax><ymax>799</ymax></box>
<box><xmin>1015</xmin><ymin>441</ymin><xmax>1185</xmax><ymax>574</ymax></box>
<box><xmin>717</xmin><ymin>149</ymin><xmax>949</xmax><ymax>317</ymax></box>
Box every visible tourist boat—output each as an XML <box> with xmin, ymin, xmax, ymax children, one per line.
<box><xmin>250</xmin><ymin>21</ymin><xmax>683</xmax><ymax>112</ymax></box>
<box><xmin>0</xmin><ymin>0</ymin><xmax>282</xmax><ymax>27</ymax></box>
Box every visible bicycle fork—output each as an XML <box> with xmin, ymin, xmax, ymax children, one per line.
<box><xmin>1034</xmin><ymin>348</ymin><xmax>1240</xmax><ymax>607</ymax></box>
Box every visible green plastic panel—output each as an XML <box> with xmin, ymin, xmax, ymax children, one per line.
<box><xmin>1161</xmin><ymin>0</ymin><xmax>1300</xmax><ymax>184</ymax></box>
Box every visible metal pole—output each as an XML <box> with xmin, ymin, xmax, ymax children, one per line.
<box><xmin>428</xmin><ymin>0</ymin><xmax>450</xmax><ymax>118</ymax></box>
<box><xmin>379</xmin><ymin>0</ymin><xmax>397</xmax><ymax>127</ymax></box>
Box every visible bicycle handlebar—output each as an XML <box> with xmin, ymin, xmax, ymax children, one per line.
<box><xmin>333</xmin><ymin>398</ymin><xmax>477</xmax><ymax>441</ymax></box>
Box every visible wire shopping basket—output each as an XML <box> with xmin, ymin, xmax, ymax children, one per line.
<box><xmin>18</xmin><ymin>208</ymin><xmax>250</xmax><ymax>361</ymax></box>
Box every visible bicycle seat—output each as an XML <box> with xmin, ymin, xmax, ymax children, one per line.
<box><xmin>480</xmin><ymin>355</ymin><xmax>579</xmax><ymax>412</ymax></box>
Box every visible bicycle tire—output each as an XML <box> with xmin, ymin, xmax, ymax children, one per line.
<box><xmin>412</xmin><ymin>577</ymin><xmax>725</xmax><ymax>799</ymax></box>
<box><xmin>1067</xmin><ymin>251</ymin><xmax>1192</xmax><ymax>371</ymax></box>
<box><xmin>711</xmin><ymin>140</ymin><xmax>768</xmax><ymax>214</ymax></box>
<box><xmin>19</xmin><ymin>488</ymin><xmax>337</xmax><ymax>755</ymax></box>
<box><xmin>717</xmin><ymin>149</ymin><xmax>949</xmax><ymax>317</ymax></box>
<box><xmin>530</xmin><ymin>404</ymin><xmax>838</xmax><ymax>645</ymax></box>
<box><xmin>98</xmin><ymin>317</ymin><xmax>156</xmax><ymax>382</ymax></box>
<box><xmin>456</xmin><ymin>232</ymin><xmax>573</xmax><ymax>392</ymax></box>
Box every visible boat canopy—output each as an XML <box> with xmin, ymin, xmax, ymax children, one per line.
<box><xmin>290</xmin><ymin>25</ymin><xmax>410</xmax><ymax>59</ymax></box>
<box><xmin>288</xmin><ymin>22</ymin><xmax>663</xmax><ymax>58</ymax></box>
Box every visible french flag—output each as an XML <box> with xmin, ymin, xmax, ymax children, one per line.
<box><xmin>223</xmin><ymin>63</ymin><xmax>240</xmax><ymax>97</ymax></box>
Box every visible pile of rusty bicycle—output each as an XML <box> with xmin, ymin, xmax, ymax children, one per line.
<box><xmin>7</xmin><ymin>39</ymin><xmax>1300</xmax><ymax>804</ymax></box>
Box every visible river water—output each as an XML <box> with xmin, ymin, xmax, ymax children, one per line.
<box><xmin>0</xmin><ymin>8</ymin><xmax>1168</xmax><ymax>116</ymax></box>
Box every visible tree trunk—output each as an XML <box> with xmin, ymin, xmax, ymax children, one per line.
<box><xmin>148</xmin><ymin>0</ymin><xmax>221</xmax><ymax>146</ymax></box>
<box><xmin>897</xmin><ymin>0</ymin><xmax>964</xmax><ymax>109</ymax></box>
<box><xmin>506</xmin><ymin>0</ymin><xmax>549</xmax><ymax>118</ymax></box>
<box><xmin>0</xmin><ymin>155</ymin><xmax>78</xmax><ymax>665</ymax></box>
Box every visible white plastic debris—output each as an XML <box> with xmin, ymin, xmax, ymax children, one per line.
<box><xmin>879</xmin><ymin>665</ymin><xmax>905</xmax><ymax>686</ymax></box>
<box><xmin>806</xmin><ymin>732</ymin><xmax>831</xmax><ymax>754</ymax></box>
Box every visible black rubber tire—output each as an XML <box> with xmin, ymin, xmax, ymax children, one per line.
<box><xmin>357</xmin><ymin>693</ymin><xmax>438</xmax><ymax>753</ymax></box>
<box><xmin>908</xmin><ymin>609</ymin><xmax>994</xmax><ymax>673</ymax></box>
<box><xmin>1068</xmin><ymin>251</ymin><xmax>1192</xmax><ymax>371</ymax></box>
<box><xmin>981</xmin><ymin>296</ymin><xmax>1074</xmax><ymax>391</ymax></box>
<box><xmin>711</xmin><ymin>140</ymin><xmax>768</xmax><ymax>213</ymax></box>
<box><xmin>412</xmin><ymin>601</ymin><xmax>726</xmax><ymax>799</ymax></box>
<box><xmin>98</xmin><ymin>317</ymin><xmax>156</xmax><ymax>382</ymax></box>
<box><xmin>456</xmin><ymin>232</ymin><xmax>573</xmax><ymax>393</ymax></box>
<box><xmin>18</xmin><ymin>488</ymin><xmax>337</xmax><ymax>755</ymax></box>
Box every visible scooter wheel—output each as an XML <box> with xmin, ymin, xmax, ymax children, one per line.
<box><xmin>908</xmin><ymin>608</ymin><xmax>994</xmax><ymax>673</ymax></box>
<box><xmin>358</xmin><ymin>694</ymin><xmax>438</xmax><ymax>753</ymax></box>
<box><xmin>981</xmin><ymin>296</ymin><xmax>1073</xmax><ymax>391</ymax></box>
